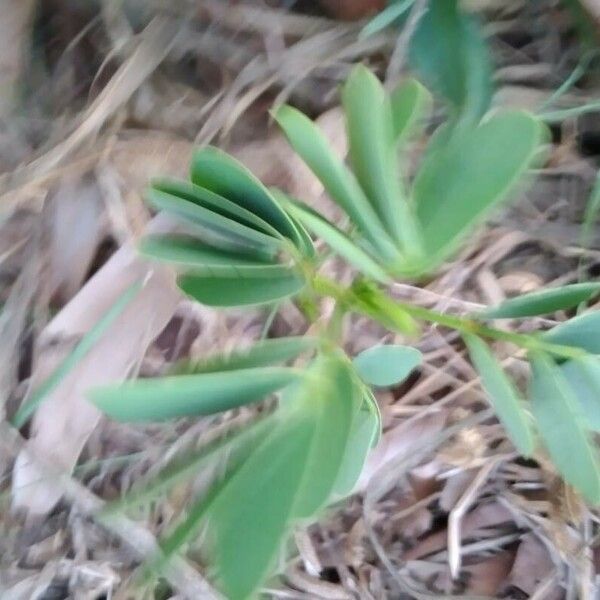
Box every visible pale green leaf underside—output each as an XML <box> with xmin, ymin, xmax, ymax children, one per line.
<box><xmin>291</xmin><ymin>356</ymin><xmax>360</xmax><ymax>518</ymax></box>
<box><xmin>332</xmin><ymin>393</ymin><xmax>380</xmax><ymax>498</ymax></box>
<box><xmin>342</xmin><ymin>65</ymin><xmax>410</xmax><ymax>247</ymax></box>
<box><xmin>360</xmin><ymin>0</ymin><xmax>414</xmax><ymax>38</ymax></box>
<box><xmin>353</xmin><ymin>344</ymin><xmax>422</xmax><ymax>387</ymax></box>
<box><xmin>542</xmin><ymin>311</ymin><xmax>600</xmax><ymax>354</ymax></box>
<box><xmin>414</xmin><ymin>111</ymin><xmax>544</xmax><ymax>265</ymax></box>
<box><xmin>560</xmin><ymin>357</ymin><xmax>600</xmax><ymax>431</ymax></box>
<box><xmin>153</xmin><ymin>178</ymin><xmax>284</xmax><ymax>240</ymax></box>
<box><xmin>140</xmin><ymin>235</ymin><xmax>286</xmax><ymax>278</ymax></box>
<box><xmin>206</xmin><ymin>414</ymin><xmax>314</xmax><ymax>600</ymax></box>
<box><xmin>464</xmin><ymin>334</ymin><xmax>535</xmax><ymax>456</ymax></box>
<box><xmin>530</xmin><ymin>354</ymin><xmax>600</xmax><ymax>504</ymax></box>
<box><xmin>390</xmin><ymin>78</ymin><xmax>432</xmax><ymax>147</ymax></box>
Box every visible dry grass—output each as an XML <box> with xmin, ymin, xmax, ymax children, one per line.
<box><xmin>1</xmin><ymin>1</ymin><xmax>599</xmax><ymax>599</ymax></box>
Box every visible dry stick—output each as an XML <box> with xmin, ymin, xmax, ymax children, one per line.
<box><xmin>447</xmin><ymin>454</ymin><xmax>508</xmax><ymax>579</ymax></box>
<box><xmin>0</xmin><ymin>420</ymin><xmax>223</xmax><ymax>600</ymax></box>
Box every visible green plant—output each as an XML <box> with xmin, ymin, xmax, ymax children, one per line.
<box><xmin>89</xmin><ymin>65</ymin><xmax>600</xmax><ymax>599</ymax></box>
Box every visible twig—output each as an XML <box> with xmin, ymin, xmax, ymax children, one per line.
<box><xmin>447</xmin><ymin>455</ymin><xmax>508</xmax><ymax>579</ymax></box>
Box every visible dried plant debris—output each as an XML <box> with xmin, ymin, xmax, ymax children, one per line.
<box><xmin>1</xmin><ymin>0</ymin><xmax>600</xmax><ymax>599</ymax></box>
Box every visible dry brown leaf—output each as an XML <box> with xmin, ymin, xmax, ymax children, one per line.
<box><xmin>11</xmin><ymin>215</ymin><xmax>181</xmax><ymax>516</ymax></box>
<box><xmin>47</xmin><ymin>176</ymin><xmax>107</xmax><ymax>302</ymax></box>
<box><xmin>502</xmin><ymin>533</ymin><xmax>562</xmax><ymax>599</ymax></box>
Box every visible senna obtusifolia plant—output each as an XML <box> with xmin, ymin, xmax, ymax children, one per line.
<box><xmin>90</xmin><ymin>64</ymin><xmax>600</xmax><ymax>599</ymax></box>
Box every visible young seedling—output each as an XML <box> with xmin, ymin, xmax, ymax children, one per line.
<box><xmin>88</xmin><ymin>64</ymin><xmax>600</xmax><ymax>600</ymax></box>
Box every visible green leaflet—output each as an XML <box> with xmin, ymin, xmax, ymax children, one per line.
<box><xmin>190</xmin><ymin>147</ymin><xmax>303</xmax><ymax>247</ymax></box>
<box><xmin>478</xmin><ymin>283</ymin><xmax>600</xmax><ymax>319</ymax></box>
<box><xmin>530</xmin><ymin>354</ymin><xmax>600</xmax><ymax>504</ymax></box>
<box><xmin>291</xmin><ymin>356</ymin><xmax>360</xmax><ymax>518</ymax></box>
<box><xmin>283</xmin><ymin>200</ymin><xmax>391</xmax><ymax>284</ymax></box>
<box><xmin>152</xmin><ymin>179</ymin><xmax>285</xmax><ymax>240</ymax></box>
<box><xmin>409</xmin><ymin>0</ymin><xmax>492</xmax><ymax>122</ymax></box>
<box><xmin>464</xmin><ymin>334</ymin><xmax>535</xmax><ymax>456</ymax></box>
<box><xmin>152</xmin><ymin>412</ymin><xmax>313</xmax><ymax>600</ymax></box>
<box><xmin>332</xmin><ymin>389</ymin><xmax>381</xmax><ymax>498</ymax></box>
<box><xmin>360</xmin><ymin>0</ymin><xmax>414</xmax><ymax>38</ymax></box>
<box><xmin>390</xmin><ymin>78</ymin><xmax>432</xmax><ymax>147</ymax></box>
<box><xmin>178</xmin><ymin>271</ymin><xmax>305</xmax><ymax>307</ymax></box>
<box><xmin>172</xmin><ymin>336</ymin><xmax>318</xmax><ymax>375</ymax></box>
<box><xmin>204</xmin><ymin>414</ymin><xmax>314</xmax><ymax>600</ymax></box>
<box><xmin>90</xmin><ymin>367</ymin><xmax>300</xmax><ymax>422</ymax></box>
<box><xmin>353</xmin><ymin>344</ymin><xmax>422</xmax><ymax>388</ymax></box>
<box><xmin>273</xmin><ymin>104</ymin><xmax>400</xmax><ymax>262</ymax></box>
<box><xmin>145</xmin><ymin>186</ymin><xmax>281</xmax><ymax>260</ymax></box>
<box><xmin>140</xmin><ymin>236</ymin><xmax>287</xmax><ymax>278</ymax></box>
<box><xmin>13</xmin><ymin>283</ymin><xmax>141</xmax><ymax>428</ymax></box>
<box><xmin>561</xmin><ymin>357</ymin><xmax>600</xmax><ymax>431</ymax></box>
<box><xmin>542</xmin><ymin>311</ymin><xmax>600</xmax><ymax>354</ymax></box>
<box><xmin>414</xmin><ymin>111</ymin><xmax>545</xmax><ymax>266</ymax></box>
<box><xmin>342</xmin><ymin>65</ymin><xmax>422</xmax><ymax>254</ymax></box>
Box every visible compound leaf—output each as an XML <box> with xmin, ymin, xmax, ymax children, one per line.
<box><xmin>152</xmin><ymin>179</ymin><xmax>284</xmax><ymax>240</ymax></box>
<box><xmin>145</xmin><ymin>186</ymin><xmax>280</xmax><ymax>260</ymax></box>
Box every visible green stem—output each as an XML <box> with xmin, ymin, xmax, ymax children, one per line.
<box><xmin>312</xmin><ymin>275</ymin><xmax>585</xmax><ymax>361</ymax></box>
